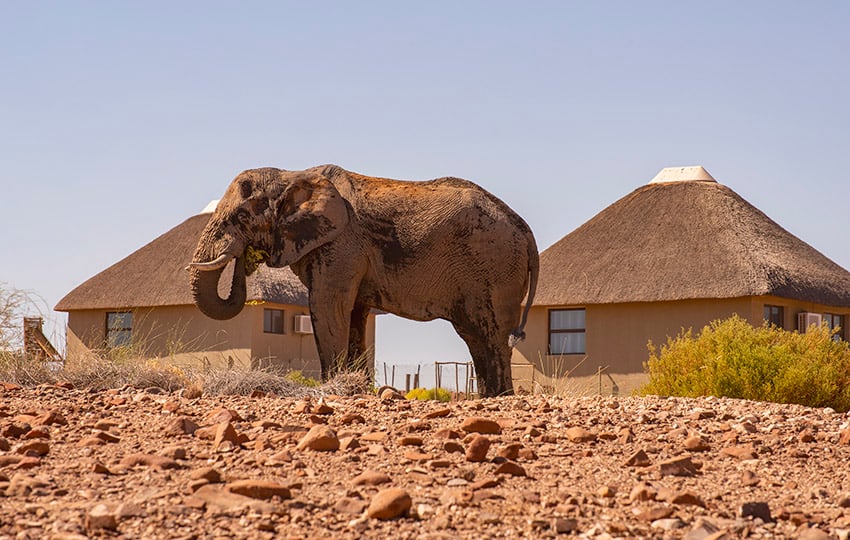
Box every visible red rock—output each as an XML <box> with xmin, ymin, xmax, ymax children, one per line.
<box><xmin>460</xmin><ymin>417</ymin><xmax>501</xmax><ymax>434</ymax></box>
<box><xmin>566</xmin><ymin>426</ymin><xmax>596</xmax><ymax>443</ymax></box>
<box><xmin>444</xmin><ymin>441</ymin><xmax>464</xmax><ymax>454</ymax></box>
<box><xmin>670</xmin><ymin>490</ymin><xmax>706</xmax><ymax>507</ymax></box>
<box><xmin>397</xmin><ymin>436</ymin><xmax>423</xmax><ymax>446</ymax></box>
<box><xmin>465</xmin><ymin>435</ymin><xmax>491</xmax><ymax>462</ymax></box>
<box><xmin>434</xmin><ymin>428</ymin><xmax>462</xmax><ymax>440</ymax></box>
<box><xmin>296</xmin><ymin>425</ymin><xmax>339</xmax><ymax>451</ymax></box>
<box><xmin>423</xmin><ymin>408</ymin><xmax>451</xmax><ymax>419</ymax></box>
<box><xmin>637</xmin><ymin>506</ymin><xmax>674</xmax><ymax>522</ymax></box>
<box><xmin>625</xmin><ymin>449</ymin><xmax>652</xmax><ymax>467</ymax></box>
<box><xmin>15</xmin><ymin>440</ymin><xmax>49</xmax><ymax>456</ymax></box>
<box><xmin>368</xmin><ymin>488</ymin><xmax>412</xmax><ymax>520</ymax></box>
<box><xmin>720</xmin><ymin>444</ymin><xmax>758</xmax><ymax>460</ymax></box>
<box><xmin>86</xmin><ymin>504</ymin><xmax>117</xmax><ymax>531</ymax></box>
<box><xmin>119</xmin><ymin>453</ymin><xmax>181</xmax><ymax>470</ymax></box>
<box><xmin>684</xmin><ymin>436</ymin><xmax>710</xmax><ymax>452</ymax></box>
<box><xmin>205</xmin><ymin>408</ymin><xmax>242</xmax><ymax>423</ymax></box>
<box><xmin>658</xmin><ymin>456</ymin><xmax>697</xmax><ymax>477</ymax></box>
<box><xmin>191</xmin><ymin>466</ymin><xmax>223</xmax><ymax>483</ymax></box>
<box><xmin>226</xmin><ymin>479</ymin><xmax>291</xmax><ymax>500</ymax></box>
<box><xmin>353</xmin><ymin>470</ymin><xmax>391</xmax><ymax>486</ymax></box>
<box><xmin>497</xmin><ymin>443</ymin><xmax>523</xmax><ymax>460</ymax></box>
<box><xmin>213</xmin><ymin>422</ymin><xmax>240</xmax><ymax>450</ymax></box>
<box><xmin>339</xmin><ymin>412</ymin><xmax>366</xmax><ymax>424</ymax></box>
<box><xmin>494</xmin><ymin>460</ymin><xmax>527</xmax><ymax>477</ymax></box>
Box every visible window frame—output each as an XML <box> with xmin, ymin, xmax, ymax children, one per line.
<box><xmin>763</xmin><ymin>305</ymin><xmax>784</xmax><ymax>329</ymax></box>
<box><xmin>105</xmin><ymin>311</ymin><xmax>133</xmax><ymax>349</ymax></box>
<box><xmin>263</xmin><ymin>308</ymin><xmax>285</xmax><ymax>335</ymax></box>
<box><xmin>824</xmin><ymin>313</ymin><xmax>845</xmax><ymax>341</ymax></box>
<box><xmin>548</xmin><ymin>308</ymin><xmax>586</xmax><ymax>355</ymax></box>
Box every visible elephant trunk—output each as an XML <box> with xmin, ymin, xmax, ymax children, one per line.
<box><xmin>189</xmin><ymin>239</ymin><xmax>247</xmax><ymax>320</ymax></box>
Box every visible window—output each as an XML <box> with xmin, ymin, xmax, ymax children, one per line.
<box><xmin>824</xmin><ymin>313</ymin><xmax>845</xmax><ymax>341</ymax></box>
<box><xmin>549</xmin><ymin>309</ymin><xmax>585</xmax><ymax>355</ymax></box>
<box><xmin>263</xmin><ymin>309</ymin><xmax>284</xmax><ymax>334</ymax></box>
<box><xmin>106</xmin><ymin>311</ymin><xmax>132</xmax><ymax>348</ymax></box>
<box><xmin>764</xmin><ymin>305</ymin><xmax>784</xmax><ymax>329</ymax></box>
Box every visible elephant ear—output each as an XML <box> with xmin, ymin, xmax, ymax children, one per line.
<box><xmin>271</xmin><ymin>174</ymin><xmax>350</xmax><ymax>267</ymax></box>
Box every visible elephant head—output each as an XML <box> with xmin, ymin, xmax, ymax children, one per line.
<box><xmin>187</xmin><ymin>167</ymin><xmax>350</xmax><ymax>320</ymax></box>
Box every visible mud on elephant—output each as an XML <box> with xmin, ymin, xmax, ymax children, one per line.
<box><xmin>188</xmin><ymin>165</ymin><xmax>538</xmax><ymax>397</ymax></box>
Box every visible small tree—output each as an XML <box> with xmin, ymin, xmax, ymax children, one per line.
<box><xmin>0</xmin><ymin>282</ymin><xmax>46</xmax><ymax>352</ymax></box>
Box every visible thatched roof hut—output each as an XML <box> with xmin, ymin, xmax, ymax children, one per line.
<box><xmin>55</xmin><ymin>212</ymin><xmax>308</xmax><ymax>312</ymax></box>
<box><xmin>535</xmin><ymin>166</ymin><xmax>850</xmax><ymax>307</ymax></box>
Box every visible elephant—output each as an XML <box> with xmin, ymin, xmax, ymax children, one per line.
<box><xmin>187</xmin><ymin>165</ymin><xmax>539</xmax><ymax>397</ymax></box>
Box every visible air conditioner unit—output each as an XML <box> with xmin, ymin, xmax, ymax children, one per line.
<box><xmin>798</xmin><ymin>312</ymin><xmax>823</xmax><ymax>333</ymax></box>
<box><xmin>294</xmin><ymin>315</ymin><xmax>313</xmax><ymax>334</ymax></box>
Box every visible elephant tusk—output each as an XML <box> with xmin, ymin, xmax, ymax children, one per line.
<box><xmin>185</xmin><ymin>253</ymin><xmax>234</xmax><ymax>272</ymax></box>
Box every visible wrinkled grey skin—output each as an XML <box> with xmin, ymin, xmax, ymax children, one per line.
<box><xmin>189</xmin><ymin>165</ymin><xmax>539</xmax><ymax>397</ymax></box>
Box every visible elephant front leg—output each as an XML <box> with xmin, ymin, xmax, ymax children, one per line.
<box><xmin>348</xmin><ymin>303</ymin><xmax>374</xmax><ymax>380</ymax></box>
<box><xmin>310</xmin><ymin>305</ymin><xmax>352</xmax><ymax>381</ymax></box>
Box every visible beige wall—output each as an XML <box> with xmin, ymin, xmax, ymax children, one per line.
<box><xmin>511</xmin><ymin>296</ymin><xmax>850</xmax><ymax>395</ymax></box>
<box><xmin>65</xmin><ymin>303</ymin><xmax>376</xmax><ymax>378</ymax></box>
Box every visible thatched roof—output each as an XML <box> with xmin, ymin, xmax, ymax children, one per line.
<box><xmin>535</xmin><ymin>167</ymin><xmax>850</xmax><ymax>307</ymax></box>
<box><xmin>55</xmin><ymin>213</ymin><xmax>308</xmax><ymax>311</ymax></box>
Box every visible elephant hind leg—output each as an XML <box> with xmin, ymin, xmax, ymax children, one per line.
<box><xmin>452</xmin><ymin>324</ymin><xmax>513</xmax><ymax>398</ymax></box>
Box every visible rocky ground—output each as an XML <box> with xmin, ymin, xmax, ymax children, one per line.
<box><xmin>2</xmin><ymin>382</ymin><xmax>850</xmax><ymax>539</ymax></box>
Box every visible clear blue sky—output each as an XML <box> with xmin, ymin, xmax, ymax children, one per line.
<box><xmin>2</xmin><ymin>2</ymin><xmax>849</xmax><ymax>377</ymax></box>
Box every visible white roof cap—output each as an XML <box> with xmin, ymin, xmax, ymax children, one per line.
<box><xmin>201</xmin><ymin>200</ymin><xmax>220</xmax><ymax>214</ymax></box>
<box><xmin>649</xmin><ymin>166</ymin><xmax>716</xmax><ymax>184</ymax></box>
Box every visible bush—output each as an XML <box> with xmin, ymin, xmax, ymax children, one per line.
<box><xmin>640</xmin><ymin>315</ymin><xmax>850</xmax><ymax>411</ymax></box>
<box><xmin>405</xmin><ymin>387</ymin><xmax>452</xmax><ymax>402</ymax></box>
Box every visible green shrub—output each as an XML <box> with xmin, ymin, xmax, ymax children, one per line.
<box><xmin>284</xmin><ymin>370</ymin><xmax>320</xmax><ymax>387</ymax></box>
<box><xmin>640</xmin><ymin>315</ymin><xmax>850</xmax><ymax>411</ymax></box>
<box><xmin>405</xmin><ymin>387</ymin><xmax>452</xmax><ymax>402</ymax></box>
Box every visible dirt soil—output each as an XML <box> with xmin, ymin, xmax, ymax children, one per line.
<box><xmin>2</xmin><ymin>382</ymin><xmax>850</xmax><ymax>539</ymax></box>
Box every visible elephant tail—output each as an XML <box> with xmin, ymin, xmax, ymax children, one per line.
<box><xmin>508</xmin><ymin>241</ymin><xmax>540</xmax><ymax>348</ymax></box>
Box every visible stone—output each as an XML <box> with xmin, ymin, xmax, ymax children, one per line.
<box><xmin>226</xmin><ymin>479</ymin><xmax>291</xmax><ymax>500</ymax></box>
<box><xmin>368</xmin><ymin>488</ymin><xmax>412</xmax><ymax>520</ymax></box>
<box><xmin>335</xmin><ymin>497</ymin><xmax>368</xmax><ymax>515</ymax></box>
<box><xmin>86</xmin><ymin>504</ymin><xmax>117</xmax><ymax>531</ymax></box>
<box><xmin>423</xmin><ymin>408</ymin><xmax>451</xmax><ymax>419</ymax></box>
<box><xmin>205</xmin><ymin>407</ymin><xmax>242</xmax><ymax>423</ymax></box>
<box><xmin>118</xmin><ymin>453</ymin><xmax>181</xmax><ymax>470</ymax></box>
<box><xmin>637</xmin><ymin>506</ymin><xmax>674</xmax><ymax>522</ymax></box>
<box><xmin>496</xmin><ymin>443</ymin><xmax>523</xmax><ymax>460</ymax></box>
<box><xmin>444</xmin><ymin>441</ymin><xmax>464</xmax><ymax>454</ymax></box>
<box><xmin>339</xmin><ymin>412</ymin><xmax>366</xmax><ymax>424</ymax></box>
<box><xmin>797</xmin><ymin>527</ymin><xmax>833</xmax><ymax>540</ymax></box>
<box><xmin>460</xmin><ymin>417</ymin><xmax>501</xmax><ymax>435</ymax></box>
<box><xmin>190</xmin><ymin>467</ymin><xmax>223</xmax><ymax>483</ymax></box>
<box><xmin>465</xmin><ymin>435</ymin><xmax>491</xmax><ymax>462</ymax></box>
<box><xmin>625</xmin><ymin>449</ymin><xmax>652</xmax><ymax>467</ymax></box>
<box><xmin>15</xmin><ymin>440</ymin><xmax>49</xmax><ymax>456</ymax></box>
<box><xmin>192</xmin><ymin>484</ymin><xmax>276</xmax><ymax>513</ymax></box>
<box><xmin>494</xmin><ymin>460</ymin><xmax>527</xmax><ymax>477</ymax></box>
<box><xmin>164</xmin><ymin>416</ymin><xmax>199</xmax><ymax>436</ymax></box>
<box><xmin>565</xmin><ymin>426</ymin><xmax>596</xmax><ymax>443</ymax></box>
<box><xmin>434</xmin><ymin>428</ymin><xmax>462</xmax><ymax>439</ymax></box>
<box><xmin>670</xmin><ymin>490</ymin><xmax>706</xmax><ymax>507</ymax></box>
<box><xmin>629</xmin><ymin>483</ymin><xmax>657</xmax><ymax>503</ymax></box>
<box><xmin>397</xmin><ymin>436</ymin><xmax>423</xmax><ymax>446</ymax></box>
<box><xmin>741</xmin><ymin>470</ymin><xmax>759</xmax><ymax>487</ymax></box>
<box><xmin>379</xmin><ymin>388</ymin><xmax>405</xmax><ymax>401</ymax></box>
<box><xmin>684</xmin><ymin>435</ymin><xmax>710</xmax><ymax>452</ymax></box>
<box><xmin>720</xmin><ymin>444</ymin><xmax>758</xmax><ymax>460</ymax></box>
<box><xmin>659</xmin><ymin>456</ymin><xmax>697</xmax><ymax>477</ymax></box>
<box><xmin>740</xmin><ymin>501</ymin><xmax>772</xmax><ymax>522</ymax></box>
<box><xmin>553</xmin><ymin>517</ymin><xmax>579</xmax><ymax>534</ymax></box>
<box><xmin>839</xmin><ymin>427</ymin><xmax>850</xmax><ymax>446</ymax></box>
<box><xmin>213</xmin><ymin>422</ymin><xmax>241</xmax><ymax>450</ymax></box>
<box><xmin>353</xmin><ymin>470</ymin><xmax>392</xmax><ymax>486</ymax></box>
<box><xmin>296</xmin><ymin>425</ymin><xmax>340</xmax><ymax>451</ymax></box>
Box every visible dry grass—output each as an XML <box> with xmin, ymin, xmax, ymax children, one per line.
<box><xmin>0</xmin><ymin>350</ymin><xmax>372</xmax><ymax>397</ymax></box>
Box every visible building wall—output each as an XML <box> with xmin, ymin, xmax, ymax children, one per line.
<box><xmin>511</xmin><ymin>296</ymin><xmax>850</xmax><ymax>395</ymax></box>
<box><xmin>65</xmin><ymin>303</ymin><xmax>376</xmax><ymax>378</ymax></box>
